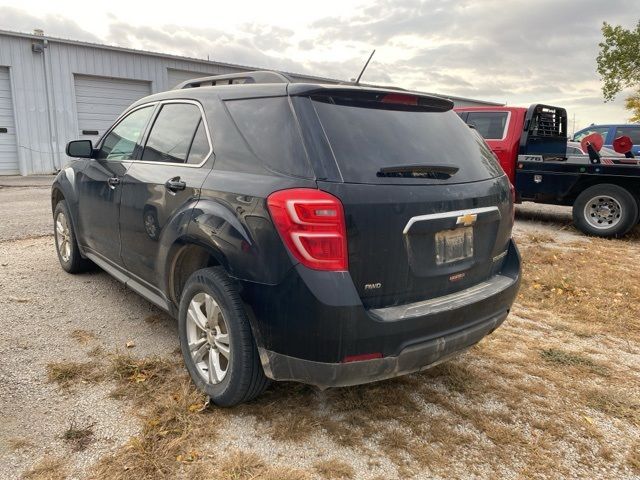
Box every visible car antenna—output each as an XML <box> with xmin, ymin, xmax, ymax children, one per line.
<box><xmin>354</xmin><ymin>49</ymin><xmax>376</xmax><ymax>84</ymax></box>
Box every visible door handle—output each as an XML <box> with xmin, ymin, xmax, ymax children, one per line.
<box><xmin>165</xmin><ymin>177</ymin><xmax>186</xmax><ymax>192</ymax></box>
<box><xmin>107</xmin><ymin>177</ymin><xmax>121</xmax><ymax>188</ymax></box>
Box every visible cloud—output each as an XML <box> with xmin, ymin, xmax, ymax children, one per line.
<box><xmin>0</xmin><ymin>2</ymin><xmax>636</xmax><ymax>124</ymax></box>
<box><xmin>306</xmin><ymin>0</ymin><xmax>638</xmax><ymax>107</ymax></box>
<box><xmin>0</xmin><ymin>6</ymin><xmax>100</xmax><ymax>43</ymax></box>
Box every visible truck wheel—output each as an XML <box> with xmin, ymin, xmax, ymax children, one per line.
<box><xmin>53</xmin><ymin>200</ymin><xmax>93</xmax><ymax>273</ymax></box>
<box><xmin>573</xmin><ymin>184</ymin><xmax>638</xmax><ymax>238</ymax></box>
<box><xmin>178</xmin><ymin>267</ymin><xmax>269</xmax><ymax>407</ymax></box>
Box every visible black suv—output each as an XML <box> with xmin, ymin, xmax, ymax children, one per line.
<box><xmin>52</xmin><ymin>71</ymin><xmax>521</xmax><ymax>406</ymax></box>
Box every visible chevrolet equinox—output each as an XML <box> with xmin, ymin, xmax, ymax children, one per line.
<box><xmin>52</xmin><ymin>71</ymin><xmax>521</xmax><ymax>406</ymax></box>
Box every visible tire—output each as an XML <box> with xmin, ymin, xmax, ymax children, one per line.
<box><xmin>572</xmin><ymin>184</ymin><xmax>638</xmax><ymax>238</ymax></box>
<box><xmin>53</xmin><ymin>200</ymin><xmax>93</xmax><ymax>273</ymax></box>
<box><xmin>178</xmin><ymin>267</ymin><xmax>269</xmax><ymax>406</ymax></box>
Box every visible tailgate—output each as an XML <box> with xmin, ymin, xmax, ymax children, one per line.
<box><xmin>318</xmin><ymin>177</ymin><xmax>513</xmax><ymax>309</ymax></box>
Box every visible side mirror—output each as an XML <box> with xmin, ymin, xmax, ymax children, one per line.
<box><xmin>66</xmin><ymin>140</ymin><xmax>94</xmax><ymax>158</ymax></box>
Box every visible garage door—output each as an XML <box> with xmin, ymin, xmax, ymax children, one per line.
<box><xmin>0</xmin><ymin>67</ymin><xmax>19</xmax><ymax>175</ymax></box>
<box><xmin>74</xmin><ymin>75</ymin><xmax>151</xmax><ymax>141</ymax></box>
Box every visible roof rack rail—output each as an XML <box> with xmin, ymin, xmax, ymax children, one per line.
<box><xmin>175</xmin><ymin>70</ymin><xmax>292</xmax><ymax>89</ymax></box>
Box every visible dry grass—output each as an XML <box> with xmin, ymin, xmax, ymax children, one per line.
<box><xmin>583</xmin><ymin>388</ymin><xmax>640</xmax><ymax>425</ymax></box>
<box><xmin>46</xmin><ymin>360</ymin><xmax>103</xmax><ymax>388</ymax></box>
<box><xmin>217</xmin><ymin>450</ymin><xmax>265</xmax><ymax>479</ymax></box>
<box><xmin>70</xmin><ymin>329</ymin><xmax>97</xmax><ymax>344</ymax></box>
<box><xmin>525</xmin><ymin>232</ymin><xmax>556</xmax><ymax>244</ymax></box>
<box><xmin>21</xmin><ymin>456</ymin><xmax>67</xmax><ymax>480</ymax></box>
<box><xmin>8</xmin><ymin>437</ymin><xmax>34</xmax><ymax>451</ymax></box>
<box><xmin>62</xmin><ymin>419</ymin><xmax>94</xmax><ymax>452</ymax></box>
<box><xmin>92</xmin><ymin>354</ymin><xmax>211</xmax><ymax>479</ymax></box>
<box><xmin>108</xmin><ymin>354</ymin><xmax>176</xmax><ymax>400</ymax></box>
<box><xmin>539</xmin><ymin>347</ymin><xmax>609</xmax><ymax>375</ymax></box>
<box><xmin>517</xmin><ymin>237</ymin><xmax>640</xmax><ymax>338</ymax></box>
<box><xmin>628</xmin><ymin>442</ymin><xmax>640</xmax><ymax>473</ymax></box>
<box><xmin>313</xmin><ymin>459</ymin><xmax>355</xmax><ymax>479</ymax></box>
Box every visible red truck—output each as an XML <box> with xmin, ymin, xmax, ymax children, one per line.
<box><xmin>455</xmin><ymin>104</ymin><xmax>640</xmax><ymax>238</ymax></box>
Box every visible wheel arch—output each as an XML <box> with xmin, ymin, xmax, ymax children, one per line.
<box><xmin>566</xmin><ymin>177</ymin><xmax>640</xmax><ymax>205</ymax></box>
<box><xmin>166</xmin><ymin>239</ymin><xmax>229</xmax><ymax>307</ymax></box>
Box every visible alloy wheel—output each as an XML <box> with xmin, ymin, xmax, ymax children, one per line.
<box><xmin>186</xmin><ymin>292</ymin><xmax>231</xmax><ymax>384</ymax></box>
<box><xmin>55</xmin><ymin>212</ymin><xmax>72</xmax><ymax>262</ymax></box>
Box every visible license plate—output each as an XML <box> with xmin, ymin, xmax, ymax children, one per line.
<box><xmin>435</xmin><ymin>227</ymin><xmax>474</xmax><ymax>265</ymax></box>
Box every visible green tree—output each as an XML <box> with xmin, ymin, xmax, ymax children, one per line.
<box><xmin>596</xmin><ymin>20</ymin><xmax>640</xmax><ymax>121</ymax></box>
<box><xmin>625</xmin><ymin>92</ymin><xmax>640</xmax><ymax>122</ymax></box>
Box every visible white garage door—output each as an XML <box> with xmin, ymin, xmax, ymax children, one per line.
<box><xmin>0</xmin><ymin>67</ymin><xmax>19</xmax><ymax>175</ymax></box>
<box><xmin>74</xmin><ymin>75</ymin><xmax>151</xmax><ymax>141</ymax></box>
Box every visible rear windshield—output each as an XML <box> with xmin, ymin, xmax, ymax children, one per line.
<box><xmin>310</xmin><ymin>97</ymin><xmax>503</xmax><ymax>184</ymax></box>
<box><xmin>466</xmin><ymin>111</ymin><xmax>508</xmax><ymax>140</ymax></box>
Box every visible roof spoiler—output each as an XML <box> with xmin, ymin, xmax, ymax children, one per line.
<box><xmin>287</xmin><ymin>85</ymin><xmax>454</xmax><ymax>112</ymax></box>
<box><xmin>175</xmin><ymin>70</ymin><xmax>292</xmax><ymax>89</ymax></box>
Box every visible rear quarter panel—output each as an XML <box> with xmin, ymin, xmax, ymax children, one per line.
<box><xmin>187</xmin><ymin>170</ymin><xmax>317</xmax><ymax>285</ymax></box>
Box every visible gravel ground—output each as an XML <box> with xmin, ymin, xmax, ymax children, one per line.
<box><xmin>0</xmin><ymin>181</ymin><xmax>53</xmax><ymax>242</ymax></box>
<box><xmin>0</xmin><ymin>183</ymin><xmax>637</xmax><ymax>479</ymax></box>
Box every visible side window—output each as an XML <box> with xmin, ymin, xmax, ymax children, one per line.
<box><xmin>97</xmin><ymin>106</ymin><xmax>154</xmax><ymax>160</ymax></box>
<box><xmin>186</xmin><ymin>120</ymin><xmax>210</xmax><ymax>165</ymax></box>
<box><xmin>614</xmin><ymin>126</ymin><xmax>640</xmax><ymax>145</ymax></box>
<box><xmin>142</xmin><ymin>103</ymin><xmax>208</xmax><ymax>164</ymax></box>
<box><xmin>573</xmin><ymin>127</ymin><xmax>608</xmax><ymax>142</ymax></box>
<box><xmin>225</xmin><ymin>97</ymin><xmax>313</xmax><ymax>178</ymax></box>
<box><xmin>466</xmin><ymin>112</ymin><xmax>508</xmax><ymax>140</ymax></box>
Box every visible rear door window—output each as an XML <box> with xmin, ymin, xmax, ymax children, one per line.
<box><xmin>308</xmin><ymin>97</ymin><xmax>503</xmax><ymax>185</ymax></box>
<box><xmin>466</xmin><ymin>112</ymin><xmax>508</xmax><ymax>140</ymax></box>
<box><xmin>142</xmin><ymin>103</ymin><xmax>210</xmax><ymax>164</ymax></box>
<box><xmin>186</xmin><ymin>120</ymin><xmax>211</xmax><ymax>165</ymax></box>
<box><xmin>614</xmin><ymin>126</ymin><xmax>640</xmax><ymax>145</ymax></box>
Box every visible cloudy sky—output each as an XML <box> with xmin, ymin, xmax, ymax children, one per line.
<box><xmin>0</xmin><ymin>0</ymin><xmax>636</xmax><ymax>131</ymax></box>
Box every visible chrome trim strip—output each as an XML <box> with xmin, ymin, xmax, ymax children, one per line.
<box><xmin>402</xmin><ymin>206</ymin><xmax>500</xmax><ymax>234</ymax></box>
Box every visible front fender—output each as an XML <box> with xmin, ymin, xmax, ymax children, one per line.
<box><xmin>51</xmin><ymin>163</ymin><xmax>85</xmax><ymax>244</ymax></box>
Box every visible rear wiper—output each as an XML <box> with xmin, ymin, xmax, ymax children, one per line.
<box><xmin>376</xmin><ymin>164</ymin><xmax>459</xmax><ymax>179</ymax></box>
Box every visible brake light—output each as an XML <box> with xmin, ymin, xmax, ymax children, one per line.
<box><xmin>381</xmin><ymin>93</ymin><xmax>418</xmax><ymax>105</ymax></box>
<box><xmin>267</xmin><ymin>189</ymin><xmax>348</xmax><ymax>271</ymax></box>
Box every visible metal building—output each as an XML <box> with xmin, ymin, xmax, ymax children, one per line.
<box><xmin>0</xmin><ymin>29</ymin><xmax>501</xmax><ymax>176</ymax></box>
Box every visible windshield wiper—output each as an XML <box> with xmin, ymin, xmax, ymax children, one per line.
<box><xmin>376</xmin><ymin>164</ymin><xmax>459</xmax><ymax>179</ymax></box>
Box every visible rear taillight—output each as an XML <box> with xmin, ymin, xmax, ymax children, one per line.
<box><xmin>267</xmin><ymin>188</ymin><xmax>348</xmax><ymax>271</ymax></box>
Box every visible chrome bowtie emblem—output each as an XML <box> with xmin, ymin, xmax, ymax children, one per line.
<box><xmin>456</xmin><ymin>213</ymin><xmax>477</xmax><ymax>227</ymax></box>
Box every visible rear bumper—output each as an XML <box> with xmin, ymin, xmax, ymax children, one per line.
<box><xmin>239</xmin><ymin>239</ymin><xmax>520</xmax><ymax>387</ymax></box>
<box><xmin>258</xmin><ymin>309</ymin><xmax>507</xmax><ymax>389</ymax></box>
